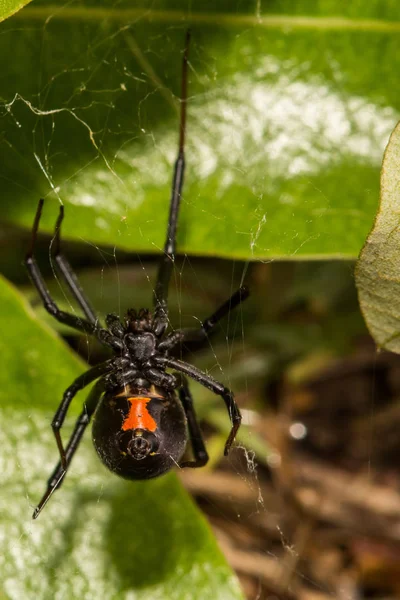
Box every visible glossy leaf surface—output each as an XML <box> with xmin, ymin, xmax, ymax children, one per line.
<box><xmin>1</xmin><ymin>2</ymin><xmax>400</xmax><ymax>258</ymax></box>
<box><xmin>0</xmin><ymin>274</ymin><xmax>242</xmax><ymax>599</ymax></box>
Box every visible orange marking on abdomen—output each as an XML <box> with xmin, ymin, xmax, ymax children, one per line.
<box><xmin>122</xmin><ymin>397</ymin><xmax>157</xmax><ymax>432</ymax></box>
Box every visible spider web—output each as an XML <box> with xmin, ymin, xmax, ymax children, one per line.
<box><xmin>0</xmin><ymin>3</ymin><xmax>398</xmax><ymax>599</ymax></box>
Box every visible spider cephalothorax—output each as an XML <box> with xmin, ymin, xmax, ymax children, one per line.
<box><xmin>102</xmin><ymin>312</ymin><xmax>178</xmax><ymax>391</ymax></box>
<box><xmin>25</xmin><ymin>31</ymin><xmax>249</xmax><ymax>519</ymax></box>
<box><xmin>125</xmin><ymin>308</ymin><xmax>154</xmax><ymax>333</ymax></box>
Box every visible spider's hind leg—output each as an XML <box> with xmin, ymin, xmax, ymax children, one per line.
<box><xmin>33</xmin><ymin>379</ymin><xmax>105</xmax><ymax>519</ymax></box>
<box><xmin>177</xmin><ymin>374</ymin><xmax>209</xmax><ymax>469</ymax></box>
<box><xmin>155</xmin><ymin>356</ymin><xmax>241</xmax><ymax>456</ymax></box>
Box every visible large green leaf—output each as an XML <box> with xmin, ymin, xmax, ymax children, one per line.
<box><xmin>0</xmin><ymin>274</ymin><xmax>243</xmax><ymax>599</ymax></box>
<box><xmin>1</xmin><ymin>2</ymin><xmax>400</xmax><ymax>258</ymax></box>
<box><xmin>0</xmin><ymin>0</ymin><xmax>32</xmax><ymax>22</ymax></box>
<box><xmin>356</xmin><ymin>120</ymin><xmax>400</xmax><ymax>353</ymax></box>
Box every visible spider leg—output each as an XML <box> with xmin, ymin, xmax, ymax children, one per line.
<box><xmin>158</xmin><ymin>285</ymin><xmax>249</xmax><ymax>351</ymax></box>
<box><xmin>194</xmin><ymin>285</ymin><xmax>249</xmax><ymax>339</ymax></box>
<box><xmin>26</xmin><ymin>200</ymin><xmax>120</xmax><ymax>349</ymax></box>
<box><xmin>153</xmin><ymin>31</ymin><xmax>190</xmax><ymax>335</ymax></box>
<box><xmin>51</xmin><ymin>360</ymin><xmax>114</xmax><ymax>470</ymax></box>
<box><xmin>33</xmin><ymin>378</ymin><xmax>105</xmax><ymax>519</ymax></box>
<box><xmin>176</xmin><ymin>374</ymin><xmax>208</xmax><ymax>468</ymax></box>
<box><xmin>154</xmin><ymin>356</ymin><xmax>241</xmax><ymax>455</ymax></box>
<box><xmin>52</xmin><ymin>204</ymin><xmax>98</xmax><ymax>324</ymax></box>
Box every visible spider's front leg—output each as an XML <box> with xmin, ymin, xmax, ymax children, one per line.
<box><xmin>157</xmin><ymin>286</ymin><xmax>249</xmax><ymax>353</ymax></box>
<box><xmin>154</xmin><ymin>356</ymin><xmax>241</xmax><ymax>455</ymax></box>
<box><xmin>25</xmin><ymin>199</ymin><xmax>121</xmax><ymax>350</ymax></box>
<box><xmin>52</xmin><ymin>203</ymin><xmax>98</xmax><ymax>323</ymax></box>
<box><xmin>153</xmin><ymin>31</ymin><xmax>190</xmax><ymax>336</ymax></box>
<box><xmin>188</xmin><ymin>285</ymin><xmax>249</xmax><ymax>342</ymax></box>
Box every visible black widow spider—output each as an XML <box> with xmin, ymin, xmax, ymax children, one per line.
<box><xmin>25</xmin><ymin>31</ymin><xmax>249</xmax><ymax>519</ymax></box>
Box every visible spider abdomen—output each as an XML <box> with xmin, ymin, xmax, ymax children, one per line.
<box><xmin>92</xmin><ymin>389</ymin><xmax>187</xmax><ymax>480</ymax></box>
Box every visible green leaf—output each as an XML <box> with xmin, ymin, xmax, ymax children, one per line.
<box><xmin>0</xmin><ymin>0</ymin><xmax>32</xmax><ymax>22</ymax></box>
<box><xmin>1</xmin><ymin>2</ymin><xmax>400</xmax><ymax>258</ymax></box>
<box><xmin>356</xmin><ymin>120</ymin><xmax>400</xmax><ymax>353</ymax></box>
<box><xmin>0</xmin><ymin>274</ymin><xmax>243</xmax><ymax>599</ymax></box>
